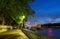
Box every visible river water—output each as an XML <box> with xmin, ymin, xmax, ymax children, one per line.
<box><xmin>37</xmin><ymin>28</ymin><xmax>60</xmax><ymax>38</ymax></box>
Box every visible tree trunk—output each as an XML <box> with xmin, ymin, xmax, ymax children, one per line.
<box><xmin>6</xmin><ymin>17</ymin><xmax>12</xmax><ymax>26</ymax></box>
<box><xmin>22</xmin><ymin>20</ymin><xmax>25</xmax><ymax>28</ymax></box>
<box><xmin>2</xmin><ymin>16</ymin><xmax>5</xmax><ymax>25</ymax></box>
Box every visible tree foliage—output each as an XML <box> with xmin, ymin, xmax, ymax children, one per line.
<box><xmin>0</xmin><ymin>0</ymin><xmax>35</xmax><ymax>25</ymax></box>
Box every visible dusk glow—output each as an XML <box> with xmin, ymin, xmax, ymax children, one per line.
<box><xmin>29</xmin><ymin>0</ymin><xmax>60</xmax><ymax>24</ymax></box>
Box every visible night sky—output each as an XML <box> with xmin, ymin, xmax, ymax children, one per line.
<box><xmin>28</xmin><ymin>0</ymin><xmax>60</xmax><ymax>24</ymax></box>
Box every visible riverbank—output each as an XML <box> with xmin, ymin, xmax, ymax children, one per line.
<box><xmin>21</xmin><ymin>28</ymin><xmax>59</xmax><ymax>39</ymax></box>
<box><xmin>0</xmin><ymin>28</ymin><xmax>59</xmax><ymax>39</ymax></box>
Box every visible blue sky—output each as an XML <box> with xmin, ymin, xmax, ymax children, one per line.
<box><xmin>28</xmin><ymin>0</ymin><xmax>60</xmax><ymax>24</ymax></box>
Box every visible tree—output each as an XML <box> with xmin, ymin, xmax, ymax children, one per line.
<box><xmin>0</xmin><ymin>0</ymin><xmax>35</xmax><ymax>26</ymax></box>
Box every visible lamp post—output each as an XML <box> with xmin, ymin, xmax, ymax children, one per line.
<box><xmin>22</xmin><ymin>15</ymin><xmax>25</xmax><ymax>28</ymax></box>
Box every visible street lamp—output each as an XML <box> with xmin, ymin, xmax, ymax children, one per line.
<box><xmin>18</xmin><ymin>15</ymin><xmax>26</xmax><ymax>29</ymax></box>
<box><xmin>23</xmin><ymin>15</ymin><xmax>25</xmax><ymax>19</ymax></box>
<box><xmin>22</xmin><ymin>15</ymin><xmax>25</xmax><ymax>28</ymax></box>
<box><xmin>19</xmin><ymin>15</ymin><xmax>25</xmax><ymax>24</ymax></box>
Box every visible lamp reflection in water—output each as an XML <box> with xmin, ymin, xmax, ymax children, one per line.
<box><xmin>48</xmin><ymin>28</ymin><xmax>53</xmax><ymax>36</ymax></box>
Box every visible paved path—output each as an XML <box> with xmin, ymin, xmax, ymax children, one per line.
<box><xmin>0</xmin><ymin>29</ymin><xmax>29</xmax><ymax>39</ymax></box>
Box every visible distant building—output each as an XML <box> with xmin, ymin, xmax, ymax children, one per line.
<box><xmin>31</xmin><ymin>24</ymin><xmax>42</xmax><ymax>29</ymax></box>
<box><xmin>42</xmin><ymin>23</ymin><xmax>60</xmax><ymax>28</ymax></box>
<box><xmin>34</xmin><ymin>20</ymin><xmax>37</xmax><ymax>26</ymax></box>
<box><xmin>25</xmin><ymin>21</ymin><xmax>32</xmax><ymax>29</ymax></box>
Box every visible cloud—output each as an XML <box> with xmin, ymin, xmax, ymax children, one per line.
<box><xmin>54</xmin><ymin>18</ymin><xmax>60</xmax><ymax>23</ymax></box>
<box><xmin>29</xmin><ymin>0</ymin><xmax>60</xmax><ymax>24</ymax></box>
<box><xmin>36</xmin><ymin>17</ymin><xmax>60</xmax><ymax>24</ymax></box>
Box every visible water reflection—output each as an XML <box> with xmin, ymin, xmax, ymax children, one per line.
<box><xmin>48</xmin><ymin>28</ymin><xmax>53</xmax><ymax>36</ymax></box>
<box><xmin>37</xmin><ymin>28</ymin><xmax>60</xmax><ymax>38</ymax></box>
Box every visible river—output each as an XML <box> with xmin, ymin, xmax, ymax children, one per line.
<box><xmin>37</xmin><ymin>28</ymin><xmax>60</xmax><ymax>38</ymax></box>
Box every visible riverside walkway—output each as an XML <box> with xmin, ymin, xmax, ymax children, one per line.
<box><xmin>0</xmin><ymin>29</ymin><xmax>29</xmax><ymax>39</ymax></box>
<box><xmin>21</xmin><ymin>29</ymin><xmax>59</xmax><ymax>39</ymax></box>
<box><xmin>0</xmin><ymin>29</ymin><xmax>59</xmax><ymax>39</ymax></box>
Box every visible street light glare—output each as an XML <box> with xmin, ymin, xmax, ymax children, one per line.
<box><xmin>23</xmin><ymin>15</ymin><xmax>25</xmax><ymax>19</ymax></box>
